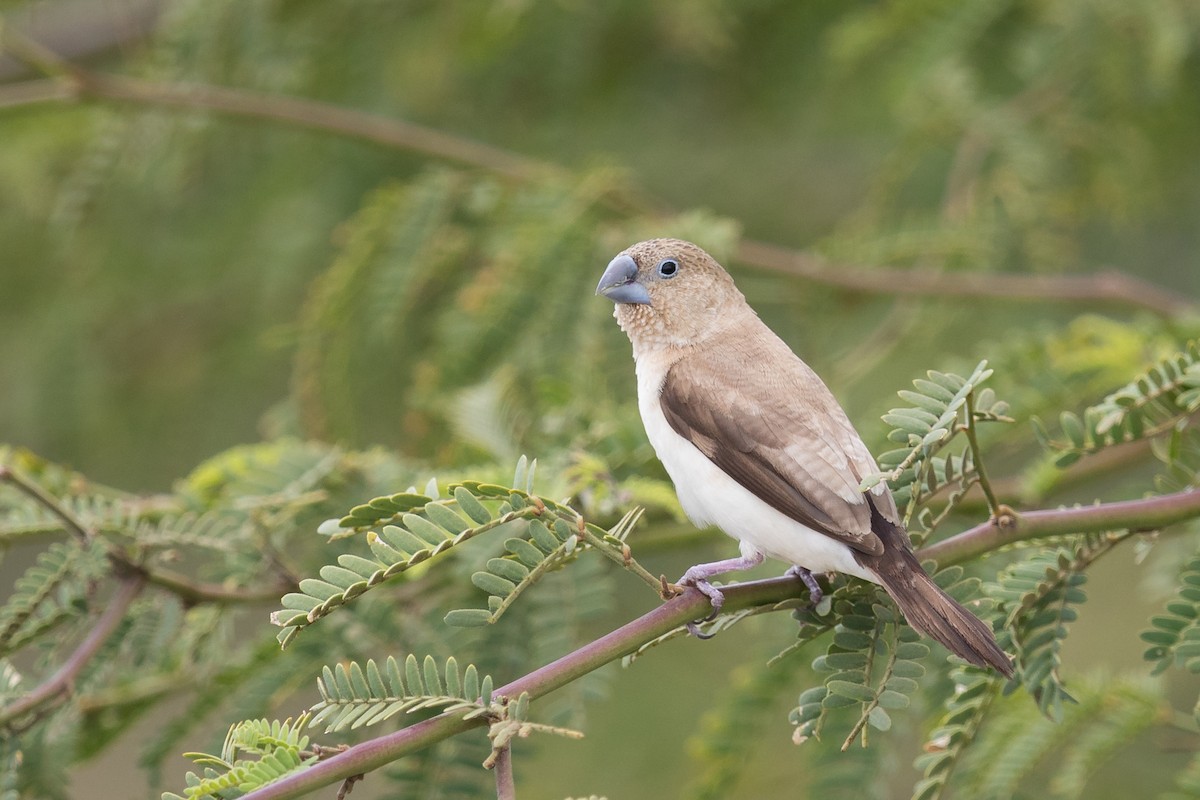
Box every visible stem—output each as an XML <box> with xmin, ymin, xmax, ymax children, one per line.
<box><xmin>0</xmin><ymin>76</ymin><xmax>73</xmax><ymax>109</ymax></box>
<box><xmin>0</xmin><ymin>466</ymin><xmax>293</xmax><ymax>605</ymax></box>
<box><xmin>142</xmin><ymin>568</ymin><xmax>295</xmax><ymax>605</ymax></box>
<box><xmin>578</xmin><ymin>527</ymin><xmax>664</xmax><ymax>592</ymax></box>
<box><xmin>0</xmin><ymin>465</ymin><xmax>94</xmax><ymax>543</ymax></box>
<box><xmin>963</xmin><ymin>393</ymin><xmax>1000</xmax><ymax>518</ymax></box>
<box><xmin>919</xmin><ymin>488</ymin><xmax>1200</xmax><ymax>566</ymax></box>
<box><xmin>0</xmin><ymin>573</ymin><xmax>145</xmax><ymax>727</ymax></box>
<box><xmin>733</xmin><ymin>240</ymin><xmax>1192</xmax><ymax>318</ymax></box>
<box><xmin>841</xmin><ymin>614</ymin><xmax>888</xmax><ymax>750</ymax></box>
<box><xmin>493</xmin><ymin>745</ymin><xmax>515</xmax><ymax>800</ymax></box>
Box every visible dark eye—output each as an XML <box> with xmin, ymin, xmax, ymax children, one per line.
<box><xmin>656</xmin><ymin>258</ymin><xmax>679</xmax><ymax>278</ymax></box>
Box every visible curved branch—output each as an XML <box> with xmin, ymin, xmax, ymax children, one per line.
<box><xmin>0</xmin><ymin>465</ymin><xmax>95</xmax><ymax>542</ymax></box>
<box><xmin>237</xmin><ymin>577</ymin><xmax>802</xmax><ymax>800</ymax></box>
<box><xmin>732</xmin><ymin>240</ymin><xmax>1193</xmax><ymax>318</ymax></box>
<box><xmin>0</xmin><ymin>76</ymin><xmax>73</xmax><ymax>109</ymax></box>
<box><xmin>0</xmin><ymin>32</ymin><xmax>1190</xmax><ymax>316</ymax></box>
<box><xmin>0</xmin><ymin>573</ymin><xmax>145</xmax><ymax>728</ymax></box>
<box><xmin>237</xmin><ymin>485</ymin><xmax>1200</xmax><ymax>800</ymax></box>
<box><xmin>141</xmin><ymin>568</ymin><xmax>295</xmax><ymax>605</ymax></box>
<box><xmin>74</xmin><ymin>72</ymin><xmax>548</xmax><ymax>182</ymax></box>
<box><xmin>0</xmin><ymin>465</ymin><xmax>293</xmax><ymax>605</ymax></box>
<box><xmin>919</xmin><ymin>488</ymin><xmax>1200</xmax><ymax>566</ymax></box>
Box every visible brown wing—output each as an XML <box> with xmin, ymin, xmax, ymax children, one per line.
<box><xmin>659</xmin><ymin>330</ymin><xmax>890</xmax><ymax>555</ymax></box>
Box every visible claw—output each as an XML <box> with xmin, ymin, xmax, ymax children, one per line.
<box><xmin>676</xmin><ymin>551</ymin><xmax>765</xmax><ymax>640</ymax></box>
<box><xmin>785</xmin><ymin>565</ymin><xmax>824</xmax><ymax>606</ymax></box>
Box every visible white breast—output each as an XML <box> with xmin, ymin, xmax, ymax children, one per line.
<box><xmin>634</xmin><ymin>353</ymin><xmax>877</xmax><ymax>583</ymax></box>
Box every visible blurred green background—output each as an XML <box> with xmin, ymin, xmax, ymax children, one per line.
<box><xmin>2</xmin><ymin>0</ymin><xmax>1200</xmax><ymax>798</ymax></box>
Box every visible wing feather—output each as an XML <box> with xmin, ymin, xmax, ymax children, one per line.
<box><xmin>659</xmin><ymin>331</ymin><xmax>891</xmax><ymax>555</ymax></box>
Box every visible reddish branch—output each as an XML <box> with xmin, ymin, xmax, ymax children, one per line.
<box><xmin>0</xmin><ymin>574</ymin><xmax>146</xmax><ymax>727</ymax></box>
<box><xmin>919</xmin><ymin>489</ymin><xmax>1200</xmax><ymax>566</ymax></box>
<box><xmin>235</xmin><ymin>486</ymin><xmax>1200</xmax><ymax>800</ymax></box>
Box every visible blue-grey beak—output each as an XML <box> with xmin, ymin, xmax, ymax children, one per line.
<box><xmin>596</xmin><ymin>254</ymin><xmax>651</xmax><ymax>305</ymax></box>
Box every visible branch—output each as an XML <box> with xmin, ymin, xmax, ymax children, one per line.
<box><xmin>235</xmin><ymin>485</ymin><xmax>1200</xmax><ymax>799</ymax></box>
<box><xmin>0</xmin><ymin>465</ymin><xmax>295</xmax><ymax>605</ymax></box>
<box><xmin>237</xmin><ymin>577</ymin><xmax>802</xmax><ymax>800</ymax></box>
<box><xmin>0</xmin><ymin>33</ymin><xmax>1190</xmax><ymax>316</ymax></box>
<box><xmin>0</xmin><ymin>573</ymin><xmax>145</xmax><ymax>727</ymax></box>
<box><xmin>732</xmin><ymin>240</ymin><xmax>1193</xmax><ymax>318</ymax></box>
<box><xmin>0</xmin><ymin>76</ymin><xmax>73</xmax><ymax>109</ymax></box>
<box><xmin>492</xmin><ymin>745</ymin><xmax>515</xmax><ymax>800</ymax></box>
<box><xmin>0</xmin><ymin>0</ymin><xmax>163</xmax><ymax>81</ymax></box>
<box><xmin>920</xmin><ymin>488</ymin><xmax>1200</xmax><ymax>566</ymax></box>
<box><xmin>0</xmin><ymin>464</ymin><xmax>94</xmax><ymax>543</ymax></box>
<box><xmin>141</xmin><ymin>567</ymin><xmax>295</xmax><ymax>605</ymax></box>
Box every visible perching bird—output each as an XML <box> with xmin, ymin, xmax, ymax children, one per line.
<box><xmin>596</xmin><ymin>238</ymin><xmax>1012</xmax><ymax>676</ymax></box>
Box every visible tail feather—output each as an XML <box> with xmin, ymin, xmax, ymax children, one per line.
<box><xmin>877</xmin><ymin>560</ymin><xmax>1013</xmax><ymax>677</ymax></box>
<box><xmin>860</xmin><ymin>504</ymin><xmax>1013</xmax><ymax>677</ymax></box>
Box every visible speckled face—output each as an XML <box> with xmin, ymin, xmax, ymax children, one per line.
<box><xmin>597</xmin><ymin>238</ymin><xmax>743</xmax><ymax>352</ymax></box>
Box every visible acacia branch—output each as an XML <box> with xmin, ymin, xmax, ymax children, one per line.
<box><xmin>0</xmin><ymin>465</ymin><xmax>94</xmax><ymax>543</ymax></box>
<box><xmin>0</xmin><ymin>573</ymin><xmax>145</xmax><ymax>728</ymax></box>
<box><xmin>0</xmin><ymin>465</ymin><xmax>295</xmax><ymax>605</ymax></box>
<box><xmin>0</xmin><ymin>75</ymin><xmax>72</xmax><ymax>108</ymax></box>
<box><xmin>732</xmin><ymin>240</ymin><xmax>1193</xmax><ymax>317</ymax></box>
<box><xmin>492</xmin><ymin>745</ymin><xmax>515</xmax><ymax>800</ymax></box>
<box><xmin>0</xmin><ymin>27</ymin><xmax>545</xmax><ymax>183</ymax></box>
<box><xmin>237</xmin><ymin>577</ymin><xmax>799</xmax><ymax>800</ymax></box>
<box><xmin>236</xmin><ymin>485</ymin><xmax>1200</xmax><ymax>800</ymax></box>
<box><xmin>0</xmin><ymin>34</ymin><xmax>1190</xmax><ymax>316</ymax></box>
<box><xmin>919</xmin><ymin>488</ymin><xmax>1200</xmax><ymax>566</ymax></box>
<box><xmin>141</xmin><ymin>567</ymin><xmax>295</xmax><ymax>605</ymax></box>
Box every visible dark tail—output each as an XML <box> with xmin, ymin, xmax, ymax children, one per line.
<box><xmin>859</xmin><ymin>507</ymin><xmax>1013</xmax><ymax>678</ymax></box>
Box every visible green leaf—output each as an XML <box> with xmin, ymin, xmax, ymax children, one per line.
<box><xmin>867</xmin><ymin>706</ymin><xmax>892</xmax><ymax>730</ymax></box>
<box><xmin>471</xmin><ymin>572</ymin><xmax>517</xmax><ymax>597</ymax></box>
<box><xmin>826</xmin><ymin>680</ymin><xmax>876</xmax><ymax>702</ymax></box>
<box><xmin>1060</xmin><ymin>412</ymin><xmax>1086</xmax><ymax>448</ymax></box>
<box><xmin>454</xmin><ymin>486</ymin><xmax>493</xmax><ymax>524</ymax></box>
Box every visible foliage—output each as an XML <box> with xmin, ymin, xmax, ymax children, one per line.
<box><xmin>3</xmin><ymin>1</ymin><xmax>1200</xmax><ymax>799</ymax></box>
<box><xmin>310</xmin><ymin>655</ymin><xmax>493</xmax><ymax>733</ymax></box>
<box><xmin>163</xmin><ymin>716</ymin><xmax>317</xmax><ymax>800</ymax></box>
<box><xmin>861</xmin><ymin>360</ymin><xmax>1012</xmax><ymax>542</ymax></box>
<box><xmin>1038</xmin><ymin>341</ymin><xmax>1200</xmax><ymax>468</ymax></box>
<box><xmin>988</xmin><ymin>539</ymin><xmax>1109</xmax><ymax>720</ymax></box>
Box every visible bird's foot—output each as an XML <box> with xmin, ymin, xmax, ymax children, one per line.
<box><xmin>682</xmin><ymin>576</ymin><xmax>726</xmax><ymax>639</ymax></box>
<box><xmin>677</xmin><ymin>552</ymin><xmax>765</xmax><ymax>640</ymax></box>
<box><xmin>784</xmin><ymin>565</ymin><xmax>823</xmax><ymax>607</ymax></box>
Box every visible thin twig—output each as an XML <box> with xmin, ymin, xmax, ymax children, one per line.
<box><xmin>732</xmin><ymin>239</ymin><xmax>1192</xmax><ymax>318</ymax></box>
<box><xmin>576</xmin><ymin>525</ymin><xmax>663</xmax><ymax>592</ymax></box>
<box><xmin>0</xmin><ymin>75</ymin><xmax>73</xmax><ymax>108</ymax></box>
<box><xmin>0</xmin><ymin>573</ymin><xmax>146</xmax><ymax>727</ymax></box>
<box><xmin>492</xmin><ymin>745</ymin><xmax>515</xmax><ymax>800</ymax></box>
<box><xmin>0</xmin><ymin>465</ymin><xmax>94</xmax><ymax>543</ymax></box>
<box><xmin>0</xmin><ymin>23</ymin><xmax>83</xmax><ymax>80</ymax></box>
<box><xmin>0</xmin><ymin>465</ymin><xmax>294</xmax><ymax>604</ymax></box>
<box><xmin>962</xmin><ymin>393</ymin><xmax>1000</xmax><ymax>518</ymax></box>
<box><xmin>142</xmin><ymin>568</ymin><xmax>295</xmax><ymax>605</ymax></box>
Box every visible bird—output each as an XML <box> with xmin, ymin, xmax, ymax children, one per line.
<box><xmin>596</xmin><ymin>238</ymin><xmax>1012</xmax><ymax>676</ymax></box>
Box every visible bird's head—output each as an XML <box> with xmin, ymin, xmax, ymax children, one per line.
<box><xmin>596</xmin><ymin>238</ymin><xmax>745</xmax><ymax>350</ymax></box>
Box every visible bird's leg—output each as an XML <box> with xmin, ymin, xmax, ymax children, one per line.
<box><xmin>784</xmin><ymin>565</ymin><xmax>823</xmax><ymax>606</ymax></box>
<box><xmin>678</xmin><ymin>551</ymin><xmax>765</xmax><ymax>639</ymax></box>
